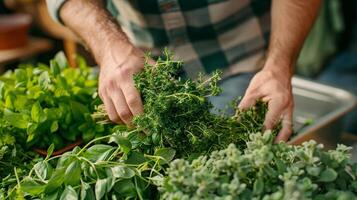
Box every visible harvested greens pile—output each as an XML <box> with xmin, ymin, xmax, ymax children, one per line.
<box><xmin>0</xmin><ymin>52</ymin><xmax>356</xmax><ymax>200</ymax></box>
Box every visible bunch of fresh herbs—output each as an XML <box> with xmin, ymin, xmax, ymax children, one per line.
<box><xmin>6</xmin><ymin>131</ymin><xmax>174</xmax><ymax>200</ymax></box>
<box><xmin>0</xmin><ymin>52</ymin><xmax>106</xmax><ymax>150</ymax></box>
<box><xmin>95</xmin><ymin>51</ymin><xmax>275</xmax><ymax>158</ymax></box>
<box><xmin>160</xmin><ymin>131</ymin><xmax>357</xmax><ymax>200</ymax></box>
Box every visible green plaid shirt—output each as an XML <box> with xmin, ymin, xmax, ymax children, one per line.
<box><xmin>47</xmin><ymin>0</ymin><xmax>271</xmax><ymax>78</ymax></box>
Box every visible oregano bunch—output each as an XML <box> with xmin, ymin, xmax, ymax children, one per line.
<box><xmin>160</xmin><ymin>131</ymin><xmax>357</xmax><ymax>200</ymax></box>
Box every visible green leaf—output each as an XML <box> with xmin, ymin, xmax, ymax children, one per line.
<box><xmin>109</xmin><ymin>135</ymin><xmax>132</xmax><ymax>154</ymax></box>
<box><xmin>46</xmin><ymin>144</ymin><xmax>55</xmax><ymax>160</ymax></box>
<box><xmin>39</xmin><ymin>71</ymin><xmax>51</xmax><ymax>90</ymax></box>
<box><xmin>43</xmin><ymin>191</ymin><xmax>59</xmax><ymax>200</ymax></box>
<box><xmin>54</xmin><ymin>51</ymin><xmax>68</xmax><ymax>69</ymax></box>
<box><xmin>50</xmin><ymin>121</ymin><xmax>59</xmax><ymax>133</ymax></box>
<box><xmin>95</xmin><ymin>178</ymin><xmax>114</xmax><ymax>200</ymax></box>
<box><xmin>125</xmin><ymin>151</ymin><xmax>147</xmax><ymax>165</ymax></box>
<box><xmin>307</xmin><ymin>166</ymin><xmax>321</xmax><ymax>177</ymax></box>
<box><xmin>0</xmin><ymin>81</ymin><xmax>5</xmax><ymax>99</ymax></box>
<box><xmin>80</xmin><ymin>181</ymin><xmax>95</xmax><ymax>200</ymax></box>
<box><xmin>84</xmin><ymin>144</ymin><xmax>114</xmax><ymax>162</ymax></box>
<box><xmin>45</xmin><ymin>167</ymin><xmax>66</xmax><ymax>194</ymax></box>
<box><xmin>253</xmin><ymin>178</ymin><xmax>264</xmax><ymax>195</ymax></box>
<box><xmin>70</xmin><ymin>101</ymin><xmax>89</xmax><ymax>120</ymax></box>
<box><xmin>31</xmin><ymin>102</ymin><xmax>46</xmax><ymax>123</ymax></box>
<box><xmin>4</xmin><ymin>109</ymin><xmax>28</xmax><ymax>129</ymax></box>
<box><xmin>5</xmin><ymin>95</ymin><xmax>14</xmax><ymax>109</ymax></box>
<box><xmin>34</xmin><ymin>161</ymin><xmax>53</xmax><ymax>180</ymax></box>
<box><xmin>60</xmin><ymin>186</ymin><xmax>77</xmax><ymax>200</ymax></box>
<box><xmin>27</xmin><ymin>123</ymin><xmax>38</xmax><ymax>135</ymax></box>
<box><xmin>111</xmin><ymin>166</ymin><xmax>135</xmax><ymax>179</ymax></box>
<box><xmin>15</xmin><ymin>68</ymin><xmax>27</xmax><ymax>82</ymax></box>
<box><xmin>154</xmin><ymin>148</ymin><xmax>176</xmax><ymax>164</ymax></box>
<box><xmin>318</xmin><ymin>168</ymin><xmax>338</xmax><ymax>182</ymax></box>
<box><xmin>64</xmin><ymin>160</ymin><xmax>81</xmax><ymax>186</ymax></box>
<box><xmin>21</xmin><ymin>180</ymin><xmax>46</xmax><ymax>196</ymax></box>
<box><xmin>50</xmin><ymin>60</ymin><xmax>60</xmax><ymax>76</ymax></box>
<box><xmin>113</xmin><ymin>179</ymin><xmax>136</xmax><ymax>198</ymax></box>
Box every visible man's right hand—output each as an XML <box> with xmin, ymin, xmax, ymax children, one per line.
<box><xmin>59</xmin><ymin>0</ymin><xmax>153</xmax><ymax>125</ymax></box>
<box><xmin>98</xmin><ymin>45</ymin><xmax>147</xmax><ymax>125</ymax></box>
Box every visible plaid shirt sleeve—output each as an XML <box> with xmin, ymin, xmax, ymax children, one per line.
<box><xmin>46</xmin><ymin>0</ymin><xmax>67</xmax><ymax>23</ymax></box>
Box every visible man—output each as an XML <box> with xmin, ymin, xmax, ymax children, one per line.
<box><xmin>47</xmin><ymin>0</ymin><xmax>320</xmax><ymax>142</ymax></box>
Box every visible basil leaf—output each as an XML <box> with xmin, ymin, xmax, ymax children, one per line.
<box><xmin>64</xmin><ymin>160</ymin><xmax>81</xmax><ymax>186</ymax></box>
<box><xmin>113</xmin><ymin>179</ymin><xmax>136</xmax><ymax>198</ymax></box>
<box><xmin>80</xmin><ymin>181</ymin><xmax>95</xmax><ymax>200</ymax></box>
<box><xmin>54</xmin><ymin>51</ymin><xmax>68</xmax><ymax>69</ymax></box>
<box><xmin>95</xmin><ymin>178</ymin><xmax>114</xmax><ymax>200</ymax></box>
<box><xmin>31</xmin><ymin>102</ymin><xmax>46</xmax><ymax>123</ymax></box>
<box><xmin>84</xmin><ymin>144</ymin><xmax>114</xmax><ymax>162</ymax></box>
<box><xmin>125</xmin><ymin>151</ymin><xmax>147</xmax><ymax>165</ymax></box>
<box><xmin>154</xmin><ymin>148</ymin><xmax>176</xmax><ymax>164</ymax></box>
<box><xmin>45</xmin><ymin>167</ymin><xmax>66</xmax><ymax>194</ymax></box>
<box><xmin>109</xmin><ymin>135</ymin><xmax>132</xmax><ymax>154</ymax></box>
<box><xmin>46</xmin><ymin>144</ymin><xmax>55</xmax><ymax>160</ymax></box>
<box><xmin>34</xmin><ymin>161</ymin><xmax>52</xmax><ymax>180</ymax></box>
<box><xmin>21</xmin><ymin>180</ymin><xmax>46</xmax><ymax>196</ymax></box>
<box><xmin>50</xmin><ymin>121</ymin><xmax>59</xmax><ymax>133</ymax></box>
<box><xmin>4</xmin><ymin>109</ymin><xmax>28</xmax><ymax>129</ymax></box>
<box><xmin>111</xmin><ymin>166</ymin><xmax>135</xmax><ymax>179</ymax></box>
<box><xmin>60</xmin><ymin>186</ymin><xmax>77</xmax><ymax>200</ymax></box>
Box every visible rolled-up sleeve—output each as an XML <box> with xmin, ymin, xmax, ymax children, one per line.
<box><xmin>46</xmin><ymin>0</ymin><xmax>67</xmax><ymax>23</ymax></box>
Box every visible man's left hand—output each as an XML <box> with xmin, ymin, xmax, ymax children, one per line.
<box><xmin>238</xmin><ymin>65</ymin><xmax>294</xmax><ymax>142</ymax></box>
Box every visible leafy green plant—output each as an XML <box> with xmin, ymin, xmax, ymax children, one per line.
<box><xmin>160</xmin><ymin>131</ymin><xmax>357</xmax><ymax>200</ymax></box>
<box><xmin>7</xmin><ymin>132</ymin><xmax>172</xmax><ymax>200</ymax></box>
<box><xmin>0</xmin><ymin>52</ymin><xmax>106</xmax><ymax>150</ymax></box>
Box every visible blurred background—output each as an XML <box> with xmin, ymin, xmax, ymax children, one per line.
<box><xmin>0</xmin><ymin>0</ymin><xmax>356</xmax><ymax>155</ymax></box>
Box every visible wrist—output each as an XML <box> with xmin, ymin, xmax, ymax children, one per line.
<box><xmin>97</xmin><ymin>36</ymin><xmax>134</xmax><ymax>66</ymax></box>
<box><xmin>263</xmin><ymin>53</ymin><xmax>294</xmax><ymax>78</ymax></box>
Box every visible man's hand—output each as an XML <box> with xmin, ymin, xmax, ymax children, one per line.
<box><xmin>98</xmin><ymin>45</ymin><xmax>147</xmax><ymax>125</ymax></box>
<box><xmin>238</xmin><ymin>0</ymin><xmax>320</xmax><ymax>142</ymax></box>
<box><xmin>239</xmin><ymin>65</ymin><xmax>294</xmax><ymax>142</ymax></box>
<box><xmin>59</xmin><ymin>0</ymin><xmax>154</xmax><ymax>125</ymax></box>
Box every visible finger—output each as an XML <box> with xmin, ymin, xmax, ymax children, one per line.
<box><xmin>275</xmin><ymin>111</ymin><xmax>293</xmax><ymax>143</ymax></box>
<box><xmin>263</xmin><ymin>99</ymin><xmax>285</xmax><ymax>130</ymax></box>
<box><xmin>110</xmin><ymin>88</ymin><xmax>133</xmax><ymax>125</ymax></box>
<box><xmin>148</xmin><ymin>59</ymin><xmax>156</xmax><ymax>66</ymax></box>
<box><xmin>101</xmin><ymin>91</ymin><xmax>122</xmax><ymax>124</ymax></box>
<box><xmin>238</xmin><ymin>93</ymin><xmax>260</xmax><ymax>110</ymax></box>
<box><xmin>121</xmin><ymin>79</ymin><xmax>144</xmax><ymax>116</ymax></box>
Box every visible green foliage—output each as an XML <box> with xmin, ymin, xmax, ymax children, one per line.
<box><xmin>0</xmin><ymin>52</ymin><xmax>105</xmax><ymax>150</ymax></box>
<box><xmin>8</xmin><ymin>133</ymin><xmax>167</xmax><ymax>200</ymax></box>
<box><xmin>96</xmin><ymin>51</ymin><xmax>276</xmax><ymax>157</ymax></box>
<box><xmin>1</xmin><ymin>51</ymin><xmax>356</xmax><ymax>200</ymax></box>
<box><xmin>160</xmin><ymin>131</ymin><xmax>357</xmax><ymax>200</ymax></box>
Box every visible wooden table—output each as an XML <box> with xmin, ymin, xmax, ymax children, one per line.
<box><xmin>0</xmin><ymin>37</ymin><xmax>53</xmax><ymax>66</ymax></box>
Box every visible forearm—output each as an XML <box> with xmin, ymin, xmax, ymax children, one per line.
<box><xmin>60</xmin><ymin>0</ymin><xmax>132</xmax><ymax>64</ymax></box>
<box><xmin>266</xmin><ymin>0</ymin><xmax>321</xmax><ymax>72</ymax></box>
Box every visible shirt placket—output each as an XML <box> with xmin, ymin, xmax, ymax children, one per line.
<box><xmin>158</xmin><ymin>0</ymin><xmax>188</xmax><ymax>46</ymax></box>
